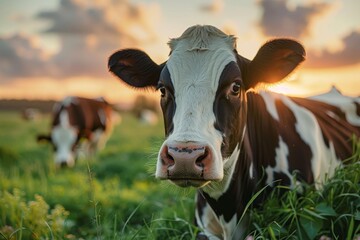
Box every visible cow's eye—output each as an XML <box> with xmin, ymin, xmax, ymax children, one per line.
<box><xmin>230</xmin><ymin>82</ymin><xmax>241</xmax><ymax>96</ymax></box>
<box><xmin>160</xmin><ymin>87</ymin><xmax>166</xmax><ymax>97</ymax></box>
<box><xmin>158</xmin><ymin>85</ymin><xmax>166</xmax><ymax>97</ymax></box>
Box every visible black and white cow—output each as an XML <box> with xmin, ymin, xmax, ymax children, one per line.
<box><xmin>37</xmin><ymin>96</ymin><xmax>113</xmax><ymax>167</ymax></box>
<box><xmin>108</xmin><ymin>25</ymin><xmax>360</xmax><ymax>239</ymax></box>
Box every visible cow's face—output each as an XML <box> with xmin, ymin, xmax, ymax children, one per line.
<box><xmin>154</xmin><ymin>31</ymin><xmax>247</xmax><ymax>187</ymax></box>
<box><xmin>109</xmin><ymin>25</ymin><xmax>305</xmax><ymax>188</ymax></box>
<box><xmin>51</xmin><ymin>127</ymin><xmax>77</xmax><ymax>167</ymax></box>
<box><xmin>38</xmin><ymin>110</ymin><xmax>78</xmax><ymax>167</ymax></box>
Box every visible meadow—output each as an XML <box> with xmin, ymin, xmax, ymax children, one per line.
<box><xmin>0</xmin><ymin>111</ymin><xmax>198</xmax><ymax>239</ymax></box>
<box><xmin>0</xmin><ymin>111</ymin><xmax>359</xmax><ymax>239</ymax></box>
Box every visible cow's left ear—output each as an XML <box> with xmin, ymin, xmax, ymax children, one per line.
<box><xmin>243</xmin><ymin>39</ymin><xmax>305</xmax><ymax>89</ymax></box>
<box><xmin>108</xmin><ymin>49</ymin><xmax>165</xmax><ymax>89</ymax></box>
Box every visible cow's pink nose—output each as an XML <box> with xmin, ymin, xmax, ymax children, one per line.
<box><xmin>160</xmin><ymin>143</ymin><xmax>211</xmax><ymax>180</ymax></box>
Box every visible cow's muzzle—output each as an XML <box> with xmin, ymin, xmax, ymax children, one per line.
<box><xmin>157</xmin><ymin>141</ymin><xmax>219</xmax><ymax>188</ymax></box>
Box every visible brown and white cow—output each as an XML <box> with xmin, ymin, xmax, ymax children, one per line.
<box><xmin>37</xmin><ymin>96</ymin><xmax>113</xmax><ymax>167</ymax></box>
<box><xmin>108</xmin><ymin>25</ymin><xmax>360</xmax><ymax>239</ymax></box>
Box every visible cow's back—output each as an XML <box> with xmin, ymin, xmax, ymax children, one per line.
<box><xmin>52</xmin><ymin>96</ymin><xmax>112</xmax><ymax>135</ymax></box>
<box><xmin>294</xmin><ymin>88</ymin><xmax>360</xmax><ymax>160</ymax></box>
<box><xmin>246</xmin><ymin>89</ymin><xmax>360</xmax><ymax>186</ymax></box>
<box><xmin>75</xmin><ymin>97</ymin><xmax>112</xmax><ymax>132</ymax></box>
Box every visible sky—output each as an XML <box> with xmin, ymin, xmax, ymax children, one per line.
<box><xmin>0</xmin><ymin>0</ymin><xmax>359</xmax><ymax>104</ymax></box>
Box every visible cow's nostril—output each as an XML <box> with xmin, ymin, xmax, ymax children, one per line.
<box><xmin>195</xmin><ymin>147</ymin><xmax>209</xmax><ymax>167</ymax></box>
<box><xmin>166</xmin><ymin>152</ymin><xmax>175</xmax><ymax>166</ymax></box>
<box><xmin>167</xmin><ymin>152</ymin><xmax>174</xmax><ymax>160</ymax></box>
<box><xmin>161</xmin><ymin>146</ymin><xmax>175</xmax><ymax>166</ymax></box>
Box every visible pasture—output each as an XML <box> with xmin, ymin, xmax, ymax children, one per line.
<box><xmin>0</xmin><ymin>111</ymin><xmax>198</xmax><ymax>239</ymax></box>
<box><xmin>0</xmin><ymin>110</ymin><xmax>359</xmax><ymax>239</ymax></box>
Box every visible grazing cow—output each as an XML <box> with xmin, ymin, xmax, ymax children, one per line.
<box><xmin>37</xmin><ymin>96</ymin><xmax>113</xmax><ymax>167</ymax></box>
<box><xmin>22</xmin><ymin>108</ymin><xmax>40</xmax><ymax>121</ymax></box>
<box><xmin>108</xmin><ymin>25</ymin><xmax>360</xmax><ymax>239</ymax></box>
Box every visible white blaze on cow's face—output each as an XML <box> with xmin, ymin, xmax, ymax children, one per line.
<box><xmin>51</xmin><ymin>110</ymin><xmax>78</xmax><ymax>167</ymax></box>
<box><xmin>155</xmin><ymin>26</ymin><xmax>240</xmax><ymax>187</ymax></box>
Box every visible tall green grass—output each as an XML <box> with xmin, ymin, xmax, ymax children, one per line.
<box><xmin>247</xmin><ymin>138</ymin><xmax>360</xmax><ymax>239</ymax></box>
<box><xmin>0</xmin><ymin>112</ymin><xmax>198</xmax><ymax>239</ymax></box>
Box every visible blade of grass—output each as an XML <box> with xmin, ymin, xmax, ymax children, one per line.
<box><xmin>346</xmin><ymin>216</ymin><xmax>354</xmax><ymax>240</ymax></box>
<box><xmin>121</xmin><ymin>200</ymin><xmax>144</xmax><ymax>237</ymax></box>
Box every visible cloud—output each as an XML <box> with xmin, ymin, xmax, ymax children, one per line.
<box><xmin>0</xmin><ymin>34</ymin><xmax>52</xmax><ymax>82</ymax></box>
<box><xmin>258</xmin><ymin>0</ymin><xmax>332</xmax><ymax>38</ymax></box>
<box><xmin>200</xmin><ymin>0</ymin><xmax>224</xmax><ymax>14</ymax></box>
<box><xmin>304</xmin><ymin>30</ymin><xmax>360</xmax><ymax>68</ymax></box>
<box><xmin>37</xmin><ymin>0</ymin><xmax>119</xmax><ymax>36</ymax></box>
<box><xmin>0</xmin><ymin>0</ymin><xmax>160</xmax><ymax>82</ymax></box>
<box><xmin>257</xmin><ymin>0</ymin><xmax>359</xmax><ymax>69</ymax></box>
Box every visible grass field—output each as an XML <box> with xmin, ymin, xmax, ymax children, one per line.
<box><xmin>0</xmin><ymin>111</ymin><xmax>198</xmax><ymax>239</ymax></box>
<box><xmin>0</xmin><ymin>111</ymin><xmax>359</xmax><ymax>239</ymax></box>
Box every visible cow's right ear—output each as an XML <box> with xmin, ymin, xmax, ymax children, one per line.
<box><xmin>108</xmin><ymin>49</ymin><xmax>164</xmax><ymax>89</ymax></box>
<box><xmin>37</xmin><ymin>134</ymin><xmax>51</xmax><ymax>143</ymax></box>
<box><xmin>242</xmin><ymin>39</ymin><xmax>305</xmax><ymax>89</ymax></box>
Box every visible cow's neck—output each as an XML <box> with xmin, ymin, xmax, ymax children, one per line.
<box><xmin>198</xmin><ymin>92</ymin><xmax>277</xmax><ymax>222</ymax></box>
<box><xmin>245</xmin><ymin>92</ymin><xmax>279</xmax><ymax>172</ymax></box>
<box><xmin>199</xmin><ymin>133</ymin><xmax>257</xmax><ymax>222</ymax></box>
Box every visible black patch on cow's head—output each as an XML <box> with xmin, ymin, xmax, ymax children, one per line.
<box><xmin>37</xmin><ymin>134</ymin><xmax>52</xmax><ymax>143</ymax></box>
<box><xmin>213</xmin><ymin>61</ymin><xmax>247</xmax><ymax>158</ymax></box>
<box><xmin>158</xmin><ymin>66</ymin><xmax>176</xmax><ymax>136</ymax></box>
<box><xmin>36</xmin><ymin>134</ymin><xmax>57</xmax><ymax>151</ymax></box>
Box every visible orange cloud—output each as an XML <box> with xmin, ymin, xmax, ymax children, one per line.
<box><xmin>305</xmin><ymin>30</ymin><xmax>360</xmax><ymax>68</ymax></box>
<box><xmin>258</xmin><ymin>0</ymin><xmax>333</xmax><ymax>38</ymax></box>
<box><xmin>0</xmin><ymin>0</ymin><xmax>160</xmax><ymax>82</ymax></box>
<box><xmin>0</xmin><ymin>34</ymin><xmax>51</xmax><ymax>82</ymax></box>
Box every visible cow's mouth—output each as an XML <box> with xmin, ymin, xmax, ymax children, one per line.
<box><xmin>169</xmin><ymin>179</ymin><xmax>210</xmax><ymax>188</ymax></box>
